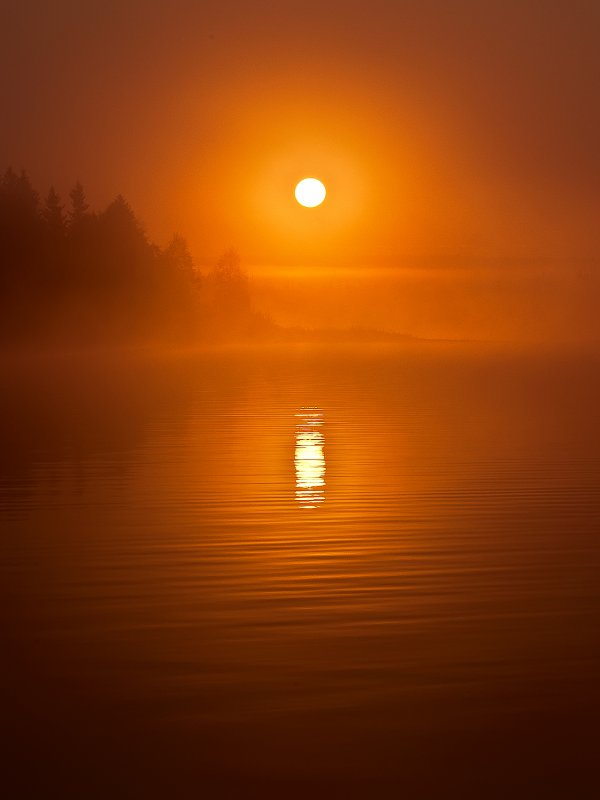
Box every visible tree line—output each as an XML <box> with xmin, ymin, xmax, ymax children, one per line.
<box><xmin>0</xmin><ymin>168</ymin><xmax>270</xmax><ymax>344</ymax></box>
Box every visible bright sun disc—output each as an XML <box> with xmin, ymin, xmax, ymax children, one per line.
<box><xmin>295</xmin><ymin>178</ymin><xmax>326</xmax><ymax>208</ymax></box>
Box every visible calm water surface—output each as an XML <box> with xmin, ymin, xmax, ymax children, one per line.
<box><xmin>2</xmin><ymin>344</ymin><xmax>600</xmax><ymax>797</ymax></box>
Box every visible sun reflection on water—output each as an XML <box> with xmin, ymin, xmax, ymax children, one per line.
<box><xmin>295</xmin><ymin>408</ymin><xmax>325</xmax><ymax>508</ymax></box>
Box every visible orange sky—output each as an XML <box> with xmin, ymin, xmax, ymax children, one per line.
<box><xmin>2</xmin><ymin>0</ymin><xmax>598</xmax><ymax>270</ymax></box>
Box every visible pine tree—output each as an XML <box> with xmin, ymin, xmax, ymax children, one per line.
<box><xmin>43</xmin><ymin>186</ymin><xmax>65</xmax><ymax>237</ymax></box>
<box><xmin>69</xmin><ymin>181</ymin><xmax>89</xmax><ymax>226</ymax></box>
<box><xmin>164</xmin><ymin>234</ymin><xmax>198</xmax><ymax>284</ymax></box>
<box><xmin>208</xmin><ymin>249</ymin><xmax>250</xmax><ymax>324</ymax></box>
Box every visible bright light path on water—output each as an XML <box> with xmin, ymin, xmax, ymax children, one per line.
<box><xmin>294</xmin><ymin>408</ymin><xmax>325</xmax><ymax>508</ymax></box>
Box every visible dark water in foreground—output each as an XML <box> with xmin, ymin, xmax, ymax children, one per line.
<box><xmin>2</xmin><ymin>344</ymin><xmax>600</xmax><ymax>798</ymax></box>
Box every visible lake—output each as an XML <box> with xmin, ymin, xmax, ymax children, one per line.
<box><xmin>2</xmin><ymin>343</ymin><xmax>599</xmax><ymax>798</ymax></box>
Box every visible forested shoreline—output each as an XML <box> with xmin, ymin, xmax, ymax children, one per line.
<box><xmin>0</xmin><ymin>168</ymin><xmax>273</xmax><ymax>345</ymax></box>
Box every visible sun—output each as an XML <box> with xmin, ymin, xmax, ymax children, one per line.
<box><xmin>295</xmin><ymin>177</ymin><xmax>326</xmax><ymax>208</ymax></box>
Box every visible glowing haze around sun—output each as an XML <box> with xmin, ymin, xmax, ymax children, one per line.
<box><xmin>295</xmin><ymin>178</ymin><xmax>326</xmax><ymax>208</ymax></box>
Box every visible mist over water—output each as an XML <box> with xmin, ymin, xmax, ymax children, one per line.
<box><xmin>3</xmin><ymin>1</ymin><xmax>599</xmax><ymax>794</ymax></box>
<box><xmin>250</xmin><ymin>261</ymin><xmax>600</xmax><ymax>343</ymax></box>
<box><xmin>3</xmin><ymin>343</ymin><xmax>599</xmax><ymax>796</ymax></box>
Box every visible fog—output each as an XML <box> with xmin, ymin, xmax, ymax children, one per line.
<box><xmin>250</xmin><ymin>262</ymin><xmax>600</xmax><ymax>344</ymax></box>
